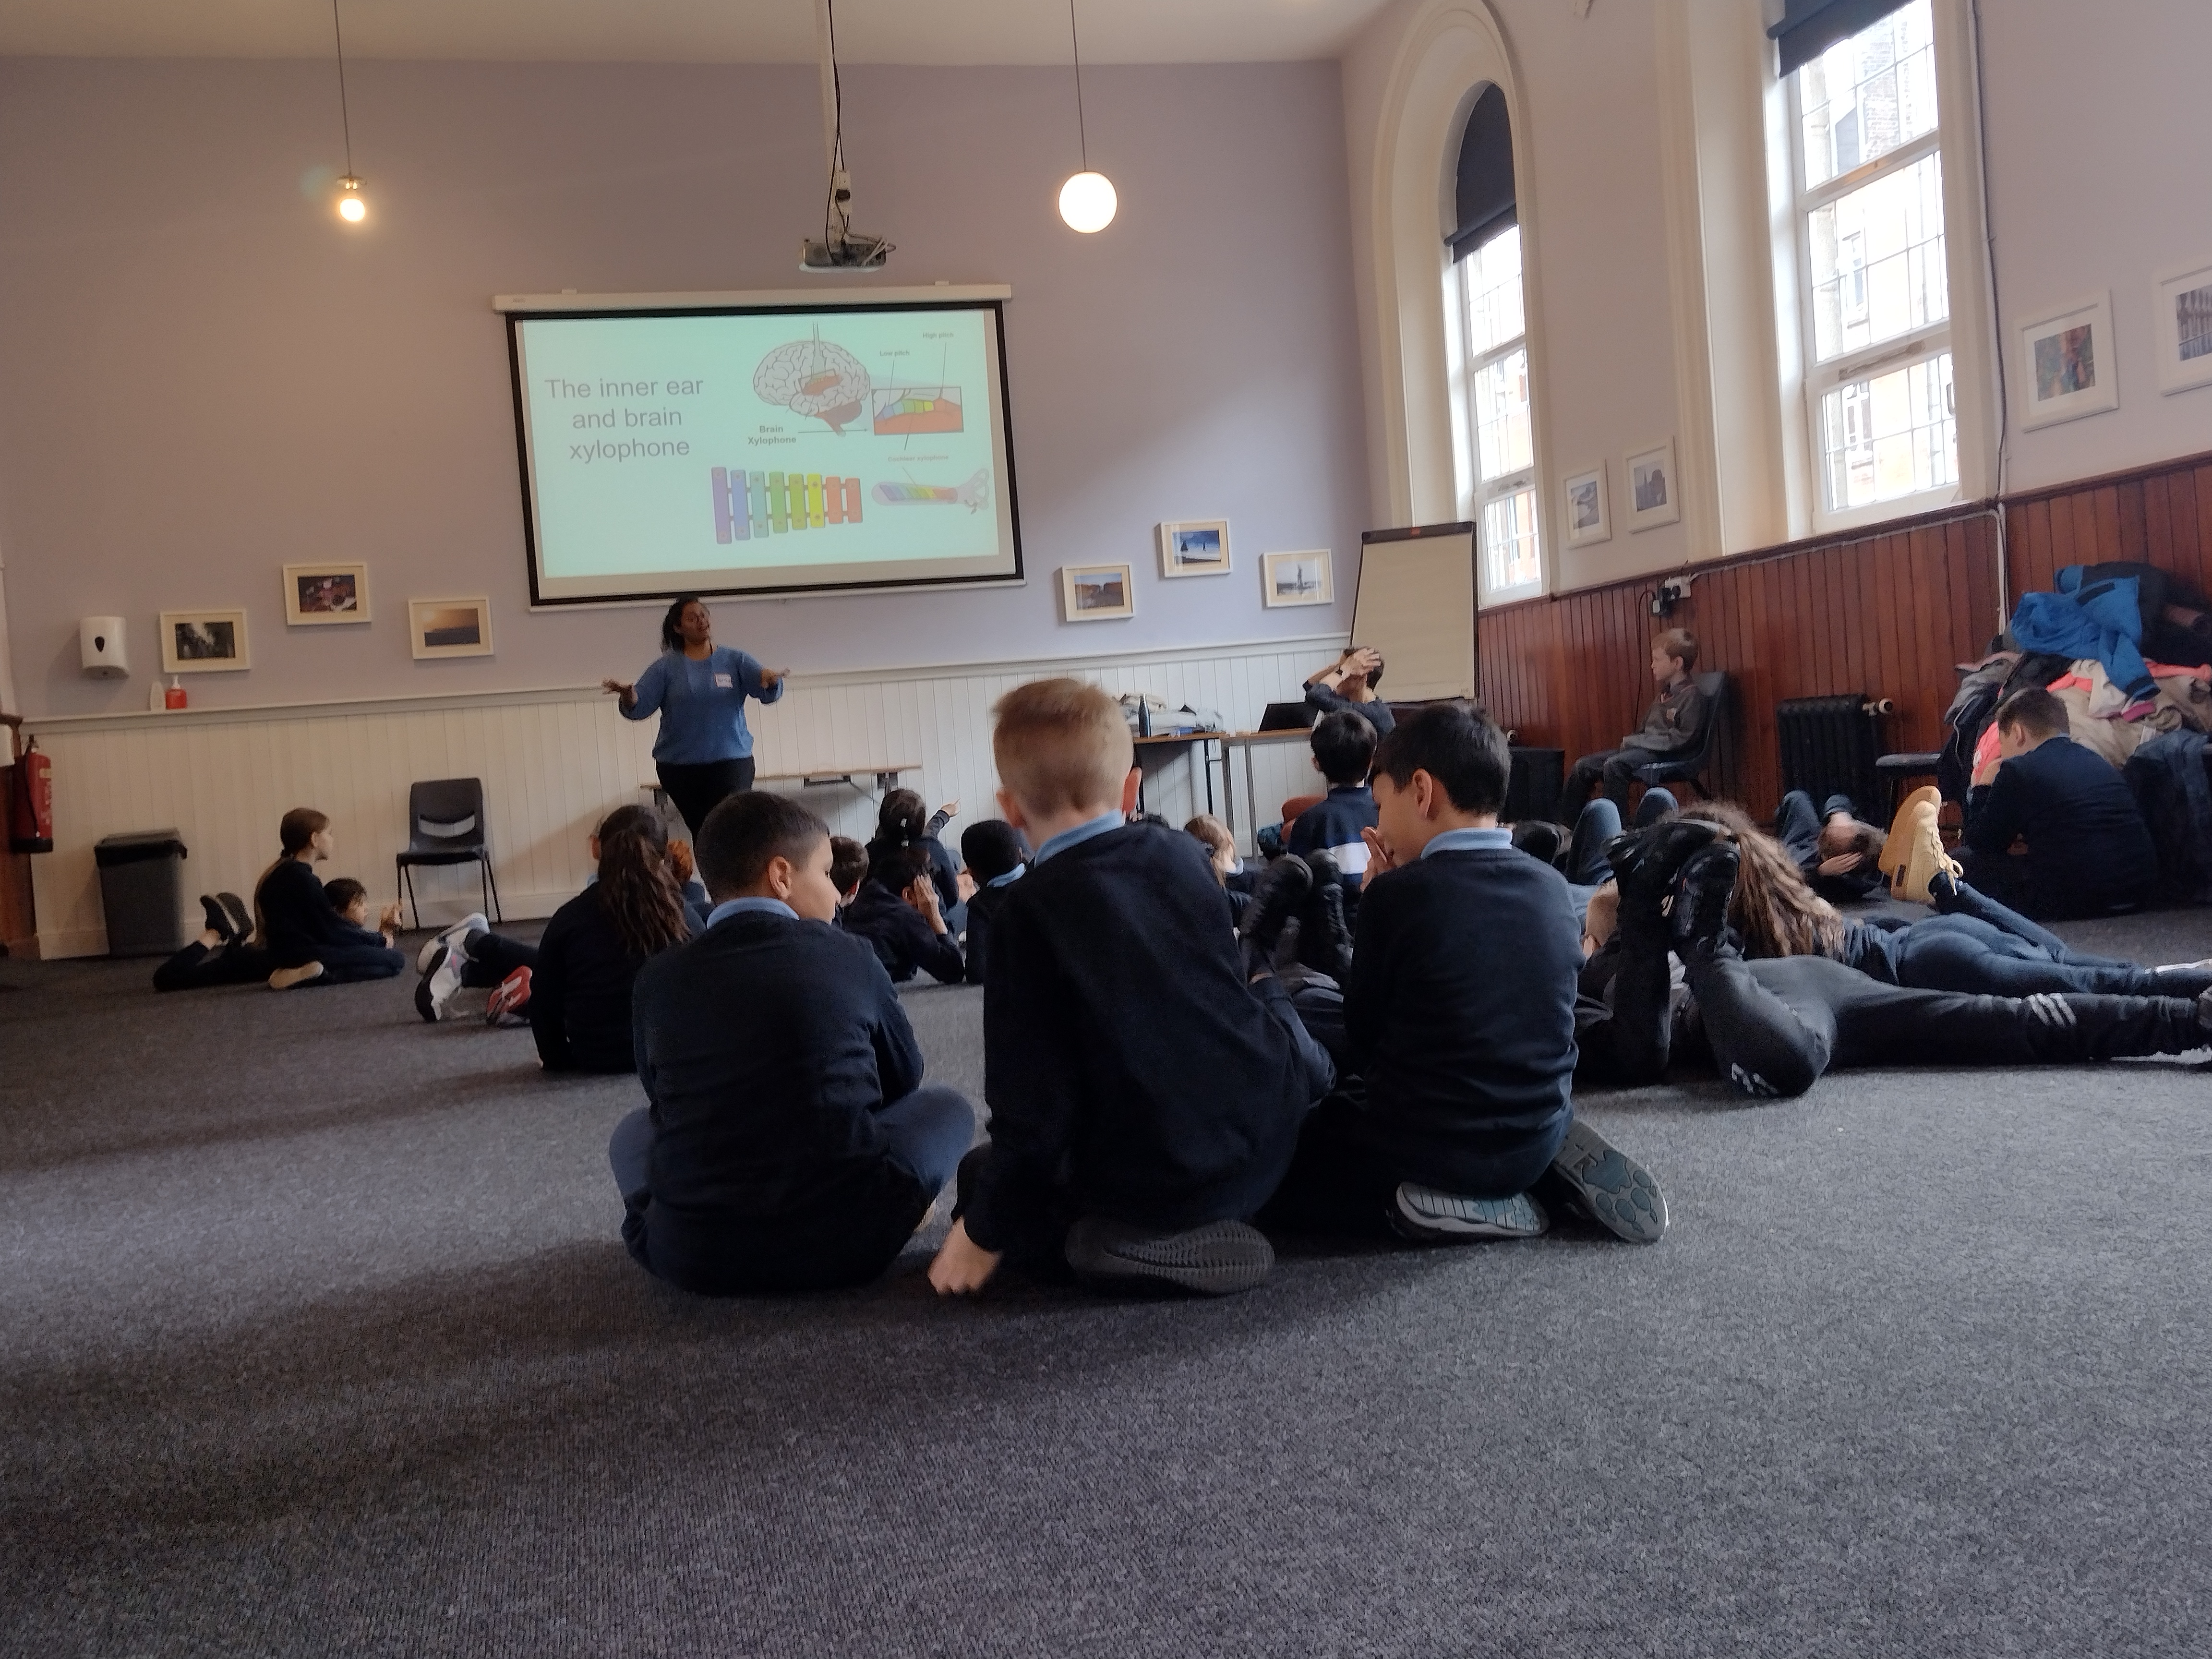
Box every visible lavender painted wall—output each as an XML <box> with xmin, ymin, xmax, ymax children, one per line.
<box><xmin>0</xmin><ymin>58</ymin><xmax>1365</xmax><ymax>717</ymax></box>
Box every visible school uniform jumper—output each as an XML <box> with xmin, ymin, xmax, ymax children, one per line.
<box><xmin>1287</xmin><ymin>782</ymin><xmax>1378</xmax><ymax>904</ymax></box>
<box><xmin>1958</xmin><ymin>734</ymin><xmax>2158</xmax><ymax>918</ymax></box>
<box><xmin>611</xmin><ymin>898</ymin><xmax>974</xmax><ymax>1295</ymax></box>
<box><xmin>254</xmin><ymin>858</ymin><xmax>405</xmax><ymax>982</ymax></box>
<box><xmin>960</xmin><ymin>865</ymin><xmax>1025</xmax><ymax>986</ymax></box>
<box><xmin>957</xmin><ymin>817</ymin><xmax>1333</xmax><ymax>1277</ymax></box>
<box><xmin>841</xmin><ymin>878</ymin><xmax>966</xmax><ymax>985</ymax></box>
<box><xmin>527</xmin><ymin>883</ymin><xmax>704</xmax><ymax>1073</ymax></box>
<box><xmin>1563</xmin><ymin>676</ymin><xmax>1710</xmax><ymax>816</ymax></box>
<box><xmin>623</xmin><ymin>647</ymin><xmax>783</xmax><ymax>836</ymax></box>
<box><xmin>1261</xmin><ymin>829</ymin><xmax>1585</xmax><ymax>1234</ymax></box>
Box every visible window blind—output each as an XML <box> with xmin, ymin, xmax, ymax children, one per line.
<box><xmin>1447</xmin><ymin>85</ymin><xmax>1516</xmax><ymax>263</ymax></box>
<box><xmin>1767</xmin><ymin>0</ymin><xmax>1914</xmax><ymax>77</ymax></box>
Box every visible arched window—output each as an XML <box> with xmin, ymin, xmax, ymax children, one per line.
<box><xmin>1448</xmin><ymin>86</ymin><xmax>1540</xmax><ymax>597</ymax></box>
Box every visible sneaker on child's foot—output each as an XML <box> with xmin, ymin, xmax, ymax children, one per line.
<box><xmin>268</xmin><ymin>962</ymin><xmax>325</xmax><ymax>991</ymax></box>
<box><xmin>216</xmin><ymin>892</ymin><xmax>253</xmax><ymax>942</ymax></box>
<box><xmin>1298</xmin><ymin>850</ymin><xmax>1355</xmax><ymax>980</ymax></box>
<box><xmin>1605</xmin><ymin>819</ymin><xmax>1722</xmax><ymax>910</ymax></box>
<box><xmin>414</xmin><ymin>943</ymin><xmax>467</xmax><ymax>1022</ymax></box>
<box><xmin>1063</xmin><ymin>1216</ymin><xmax>1274</xmax><ymax>1295</ymax></box>
<box><xmin>198</xmin><ymin>895</ymin><xmax>236</xmax><ymax>942</ymax></box>
<box><xmin>485</xmin><ymin>965</ymin><xmax>532</xmax><ymax>1025</ymax></box>
<box><xmin>1391</xmin><ymin>1184</ymin><xmax>1548</xmax><ymax>1243</ymax></box>
<box><xmin>1238</xmin><ymin>854</ymin><xmax>1312</xmax><ymax>978</ymax></box>
<box><xmin>1542</xmin><ymin>1117</ymin><xmax>1668</xmax><ymax>1244</ymax></box>
<box><xmin>1669</xmin><ymin>842</ymin><xmax>1741</xmax><ymax>958</ymax></box>
<box><xmin>1879</xmin><ymin>786</ymin><xmax>1940</xmax><ymax>888</ymax></box>
<box><xmin>416</xmin><ymin>912</ymin><xmax>489</xmax><ymax>975</ymax></box>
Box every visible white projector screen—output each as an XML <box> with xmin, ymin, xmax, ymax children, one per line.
<box><xmin>1351</xmin><ymin>523</ymin><xmax>1478</xmax><ymax>702</ymax></box>
<box><xmin>503</xmin><ymin>293</ymin><xmax>1022</xmax><ymax>604</ymax></box>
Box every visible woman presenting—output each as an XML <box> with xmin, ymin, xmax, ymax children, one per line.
<box><xmin>602</xmin><ymin>594</ymin><xmax>789</xmax><ymax>836</ymax></box>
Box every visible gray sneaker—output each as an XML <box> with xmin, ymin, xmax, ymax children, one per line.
<box><xmin>417</xmin><ymin>913</ymin><xmax>488</xmax><ymax>975</ymax></box>
<box><xmin>1064</xmin><ymin>1216</ymin><xmax>1274</xmax><ymax>1296</ymax></box>
<box><xmin>1545</xmin><ymin>1118</ymin><xmax>1668</xmax><ymax>1244</ymax></box>
<box><xmin>1391</xmin><ymin>1185</ymin><xmax>1549</xmax><ymax>1242</ymax></box>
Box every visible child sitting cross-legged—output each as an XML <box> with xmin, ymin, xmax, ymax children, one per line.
<box><xmin>956</xmin><ymin>818</ymin><xmax>1028</xmax><ymax>985</ymax></box>
<box><xmin>1255</xmin><ymin>701</ymin><xmax>1670</xmax><ymax>1247</ymax></box>
<box><xmin>611</xmin><ymin>791</ymin><xmax>977</xmax><ymax>1296</ymax></box>
<box><xmin>928</xmin><ymin>677</ymin><xmax>1335</xmax><ymax>1298</ymax></box>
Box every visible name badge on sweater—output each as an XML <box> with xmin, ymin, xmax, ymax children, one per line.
<box><xmin>714</xmin><ymin>673</ymin><xmax>733</xmax><ymax>689</ymax></box>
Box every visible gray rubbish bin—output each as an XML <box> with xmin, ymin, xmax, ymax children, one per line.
<box><xmin>95</xmin><ymin>829</ymin><xmax>188</xmax><ymax>958</ymax></box>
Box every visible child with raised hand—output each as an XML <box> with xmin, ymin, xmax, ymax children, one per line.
<box><xmin>866</xmin><ymin>788</ymin><xmax>964</xmax><ymax>926</ymax></box>
<box><xmin>613</xmin><ymin>791</ymin><xmax>976</xmax><ymax>1296</ymax></box>
<box><xmin>956</xmin><ymin>818</ymin><xmax>1028</xmax><ymax>985</ymax></box>
<box><xmin>254</xmin><ymin>808</ymin><xmax>406</xmax><ymax>990</ymax></box>
<box><xmin>1257</xmin><ymin>701</ymin><xmax>1670</xmax><ymax>1247</ymax></box>
<box><xmin>928</xmin><ymin>677</ymin><xmax>1333</xmax><ymax>1299</ymax></box>
<box><xmin>841</xmin><ymin>844</ymin><xmax>966</xmax><ymax>985</ymax></box>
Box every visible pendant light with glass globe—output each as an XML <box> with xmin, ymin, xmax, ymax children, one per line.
<box><xmin>1058</xmin><ymin>0</ymin><xmax>1116</xmax><ymax>233</ymax></box>
<box><xmin>330</xmin><ymin>0</ymin><xmax>367</xmax><ymax>223</ymax></box>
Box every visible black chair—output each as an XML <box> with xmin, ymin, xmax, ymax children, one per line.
<box><xmin>1630</xmin><ymin>670</ymin><xmax>1730</xmax><ymax>801</ymax></box>
<box><xmin>395</xmin><ymin>777</ymin><xmax>501</xmax><ymax>930</ymax></box>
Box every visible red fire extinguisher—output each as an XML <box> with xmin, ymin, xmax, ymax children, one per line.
<box><xmin>9</xmin><ymin>736</ymin><xmax>53</xmax><ymax>854</ymax></box>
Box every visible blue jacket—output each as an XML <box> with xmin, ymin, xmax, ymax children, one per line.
<box><xmin>623</xmin><ymin>647</ymin><xmax>783</xmax><ymax>764</ymax></box>
<box><xmin>2010</xmin><ymin>567</ymin><xmax>2155</xmax><ymax>701</ymax></box>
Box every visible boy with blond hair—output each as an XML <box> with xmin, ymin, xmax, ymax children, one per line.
<box><xmin>929</xmin><ymin>677</ymin><xmax>1333</xmax><ymax>1297</ymax></box>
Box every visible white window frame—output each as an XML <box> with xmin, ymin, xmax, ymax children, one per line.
<box><xmin>1447</xmin><ymin>225</ymin><xmax>1543</xmax><ymax>602</ymax></box>
<box><xmin>1783</xmin><ymin>4</ymin><xmax>1960</xmax><ymax>533</ymax></box>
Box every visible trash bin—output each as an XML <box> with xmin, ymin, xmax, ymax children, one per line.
<box><xmin>95</xmin><ymin>829</ymin><xmax>188</xmax><ymax>958</ymax></box>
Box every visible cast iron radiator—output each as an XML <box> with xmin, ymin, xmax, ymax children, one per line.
<box><xmin>1775</xmin><ymin>694</ymin><xmax>1885</xmax><ymax>817</ymax></box>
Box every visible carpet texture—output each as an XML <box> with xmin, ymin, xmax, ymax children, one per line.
<box><xmin>5</xmin><ymin>907</ymin><xmax>2212</xmax><ymax>1658</ymax></box>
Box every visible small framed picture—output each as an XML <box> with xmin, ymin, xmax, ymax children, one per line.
<box><xmin>283</xmin><ymin>562</ymin><xmax>370</xmax><ymax>625</ymax></box>
<box><xmin>2153</xmin><ymin>259</ymin><xmax>2212</xmax><ymax>397</ymax></box>
<box><xmin>1157</xmin><ymin>518</ymin><xmax>1232</xmax><ymax>578</ymax></box>
<box><xmin>1624</xmin><ymin>442</ymin><xmax>1680</xmax><ymax>532</ymax></box>
<box><xmin>1059</xmin><ymin>564</ymin><xmax>1135</xmax><ymax>622</ymax></box>
<box><xmin>1261</xmin><ymin>549</ymin><xmax>1334</xmax><ymax>608</ymax></box>
<box><xmin>160</xmin><ymin>608</ymin><xmax>251</xmax><ymax>673</ymax></box>
<box><xmin>1562</xmin><ymin>462</ymin><xmax>1611</xmax><ymax>548</ymax></box>
<box><xmin>409</xmin><ymin>596</ymin><xmax>494</xmax><ymax>659</ymax></box>
<box><xmin>2018</xmin><ymin>291</ymin><xmax>2119</xmax><ymax>429</ymax></box>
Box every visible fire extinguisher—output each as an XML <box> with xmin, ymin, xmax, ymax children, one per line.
<box><xmin>8</xmin><ymin>736</ymin><xmax>53</xmax><ymax>854</ymax></box>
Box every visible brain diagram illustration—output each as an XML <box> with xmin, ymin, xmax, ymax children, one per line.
<box><xmin>752</xmin><ymin>329</ymin><xmax>872</xmax><ymax>433</ymax></box>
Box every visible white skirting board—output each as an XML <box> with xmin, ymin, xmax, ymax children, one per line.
<box><xmin>23</xmin><ymin>635</ymin><xmax>1342</xmax><ymax>958</ymax></box>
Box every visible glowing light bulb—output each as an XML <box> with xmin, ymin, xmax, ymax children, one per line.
<box><xmin>336</xmin><ymin>176</ymin><xmax>367</xmax><ymax>223</ymax></box>
<box><xmin>1058</xmin><ymin>170</ymin><xmax>1117</xmax><ymax>234</ymax></box>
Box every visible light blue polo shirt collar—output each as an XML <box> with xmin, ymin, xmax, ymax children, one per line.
<box><xmin>1420</xmin><ymin>826</ymin><xmax>1513</xmax><ymax>857</ymax></box>
<box><xmin>1031</xmin><ymin>810</ymin><xmax>1125</xmax><ymax>866</ymax></box>
<box><xmin>707</xmin><ymin>896</ymin><xmax>797</xmax><ymax>926</ymax></box>
<box><xmin>986</xmin><ymin>864</ymin><xmax>1027</xmax><ymax>889</ymax></box>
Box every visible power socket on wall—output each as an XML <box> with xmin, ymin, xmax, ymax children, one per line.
<box><xmin>1648</xmin><ymin>575</ymin><xmax>1693</xmax><ymax>618</ymax></box>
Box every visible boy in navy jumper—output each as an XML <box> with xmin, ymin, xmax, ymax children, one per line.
<box><xmin>1287</xmin><ymin>709</ymin><xmax>1380</xmax><ymax>909</ymax></box>
<box><xmin>928</xmin><ymin>678</ymin><xmax>1334</xmax><ymax>1298</ymax></box>
<box><xmin>1951</xmin><ymin>687</ymin><xmax>2157</xmax><ymax>918</ymax></box>
<box><xmin>612</xmin><ymin>792</ymin><xmax>975</xmax><ymax>1296</ymax></box>
<box><xmin>842</xmin><ymin>845</ymin><xmax>967</xmax><ymax>985</ymax></box>
<box><xmin>957</xmin><ymin>818</ymin><xmax>1028</xmax><ymax>985</ymax></box>
<box><xmin>1259</xmin><ymin>702</ymin><xmax>1668</xmax><ymax>1246</ymax></box>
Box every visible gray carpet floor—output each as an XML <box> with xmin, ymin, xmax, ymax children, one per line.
<box><xmin>6</xmin><ymin>905</ymin><xmax>2212</xmax><ymax>1657</ymax></box>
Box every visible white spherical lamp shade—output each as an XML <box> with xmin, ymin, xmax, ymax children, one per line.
<box><xmin>336</xmin><ymin>177</ymin><xmax>367</xmax><ymax>223</ymax></box>
<box><xmin>1058</xmin><ymin>170</ymin><xmax>1118</xmax><ymax>233</ymax></box>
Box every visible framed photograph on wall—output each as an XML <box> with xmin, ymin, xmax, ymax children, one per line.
<box><xmin>1059</xmin><ymin>564</ymin><xmax>1135</xmax><ymax>622</ymax></box>
<box><xmin>1157</xmin><ymin>519</ymin><xmax>1232</xmax><ymax>578</ymax></box>
<box><xmin>1624</xmin><ymin>441</ymin><xmax>1680</xmax><ymax>532</ymax></box>
<box><xmin>1261</xmin><ymin>549</ymin><xmax>1334</xmax><ymax>608</ymax></box>
<box><xmin>2018</xmin><ymin>291</ymin><xmax>2119</xmax><ymax>429</ymax></box>
<box><xmin>283</xmin><ymin>562</ymin><xmax>371</xmax><ymax>625</ymax></box>
<box><xmin>1562</xmin><ymin>462</ymin><xmax>1611</xmax><ymax>548</ymax></box>
<box><xmin>409</xmin><ymin>597</ymin><xmax>494</xmax><ymax>659</ymax></box>
<box><xmin>160</xmin><ymin>608</ymin><xmax>251</xmax><ymax>673</ymax></box>
<box><xmin>2153</xmin><ymin>259</ymin><xmax>2212</xmax><ymax>397</ymax></box>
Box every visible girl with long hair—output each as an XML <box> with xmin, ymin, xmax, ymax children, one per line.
<box><xmin>1672</xmin><ymin>800</ymin><xmax>2207</xmax><ymax>998</ymax></box>
<box><xmin>601</xmin><ymin>594</ymin><xmax>791</xmax><ymax>838</ymax></box>
<box><xmin>254</xmin><ymin>806</ymin><xmax>407</xmax><ymax>990</ymax></box>
<box><xmin>415</xmin><ymin>805</ymin><xmax>704</xmax><ymax>1072</ymax></box>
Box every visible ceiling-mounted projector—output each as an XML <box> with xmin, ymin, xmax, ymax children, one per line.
<box><xmin>800</xmin><ymin>3</ymin><xmax>893</xmax><ymax>273</ymax></box>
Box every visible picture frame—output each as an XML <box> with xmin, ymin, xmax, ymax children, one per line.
<box><xmin>1058</xmin><ymin>564</ymin><xmax>1135</xmax><ymax>622</ymax></box>
<box><xmin>1562</xmin><ymin>462</ymin><xmax>1612</xmax><ymax>548</ymax></box>
<box><xmin>282</xmin><ymin>562</ymin><xmax>371</xmax><ymax>625</ymax></box>
<box><xmin>1624</xmin><ymin>440</ymin><xmax>1681</xmax><ymax>532</ymax></box>
<box><xmin>409</xmin><ymin>596</ymin><xmax>495</xmax><ymax>659</ymax></box>
<box><xmin>2018</xmin><ymin>291</ymin><xmax>2119</xmax><ymax>430</ymax></box>
<box><xmin>160</xmin><ymin>608</ymin><xmax>251</xmax><ymax>673</ymax></box>
<box><xmin>2153</xmin><ymin>258</ymin><xmax>2212</xmax><ymax>397</ymax></box>
<box><xmin>1156</xmin><ymin>518</ymin><xmax>1232</xmax><ymax>578</ymax></box>
<box><xmin>1261</xmin><ymin>549</ymin><xmax>1334</xmax><ymax>608</ymax></box>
